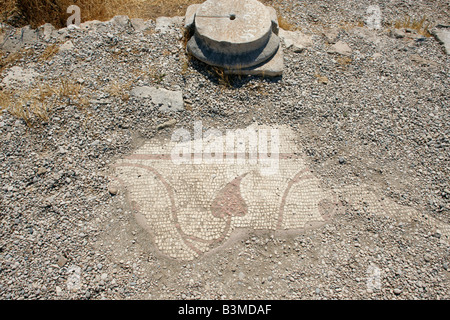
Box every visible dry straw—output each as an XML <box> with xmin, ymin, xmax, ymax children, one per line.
<box><xmin>1</xmin><ymin>0</ymin><xmax>293</xmax><ymax>29</ymax></box>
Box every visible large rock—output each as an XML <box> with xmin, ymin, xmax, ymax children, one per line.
<box><xmin>21</xmin><ymin>25</ymin><xmax>39</xmax><ymax>43</ymax></box>
<box><xmin>327</xmin><ymin>41</ymin><xmax>352</xmax><ymax>56</ymax></box>
<box><xmin>1</xmin><ymin>66</ymin><xmax>38</xmax><ymax>88</ymax></box>
<box><xmin>130</xmin><ymin>18</ymin><xmax>150</xmax><ymax>32</ymax></box>
<box><xmin>0</xmin><ymin>25</ymin><xmax>40</xmax><ymax>52</ymax></box>
<box><xmin>431</xmin><ymin>25</ymin><xmax>450</xmax><ymax>55</ymax></box>
<box><xmin>131</xmin><ymin>86</ymin><xmax>184</xmax><ymax>112</ymax></box>
<box><xmin>279</xmin><ymin>29</ymin><xmax>313</xmax><ymax>52</ymax></box>
<box><xmin>38</xmin><ymin>23</ymin><xmax>56</xmax><ymax>41</ymax></box>
<box><xmin>155</xmin><ymin>16</ymin><xmax>184</xmax><ymax>34</ymax></box>
<box><xmin>109</xmin><ymin>15</ymin><xmax>132</xmax><ymax>28</ymax></box>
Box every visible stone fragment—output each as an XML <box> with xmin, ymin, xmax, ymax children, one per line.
<box><xmin>279</xmin><ymin>29</ymin><xmax>313</xmax><ymax>52</ymax></box>
<box><xmin>316</xmin><ymin>75</ymin><xmax>329</xmax><ymax>85</ymax></box>
<box><xmin>130</xmin><ymin>86</ymin><xmax>155</xmax><ymax>98</ymax></box>
<box><xmin>409</xmin><ymin>54</ymin><xmax>438</xmax><ymax>67</ymax></box>
<box><xmin>67</xmin><ymin>266</ymin><xmax>82</xmax><ymax>291</ymax></box>
<box><xmin>37</xmin><ymin>167</ymin><xmax>48</xmax><ymax>175</ymax></box>
<box><xmin>54</xmin><ymin>28</ymin><xmax>70</xmax><ymax>41</ymax></box>
<box><xmin>55</xmin><ymin>286</ymin><xmax>62</xmax><ymax>296</ymax></box>
<box><xmin>59</xmin><ymin>40</ymin><xmax>74</xmax><ymax>52</ymax></box>
<box><xmin>327</xmin><ymin>41</ymin><xmax>352</xmax><ymax>56</ymax></box>
<box><xmin>130</xmin><ymin>18</ymin><xmax>148</xmax><ymax>32</ymax></box>
<box><xmin>372</xmin><ymin>53</ymin><xmax>382</xmax><ymax>59</ymax></box>
<box><xmin>0</xmin><ymin>25</ymin><xmax>39</xmax><ymax>52</ymax></box>
<box><xmin>349</xmin><ymin>27</ymin><xmax>382</xmax><ymax>45</ymax></box>
<box><xmin>67</xmin><ymin>24</ymin><xmax>80</xmax><ymax>31</ymax></box>
<box><xmin>20</xmin><ymin>25</ymin><xmax>39</xmax><ymax>43</ymax></box>
<box><xmin>392</xmin><ymin>28</ymin><xmax>405</xmax><ymax>39</ymax></box>
<box><xmin>156</xmin><ymin>119</ymin><xmax>177</xmax><ymax>130</ymax></box>
<box><xmin>57</xmin><ymin>255</ymin><xmax>67</xmax><ymax>267</ymax></box>
<box><xmin>90</xmin><ymin>98</ymin><xmax>111</xmax><ymax>105</ymax></box>
<box><xmin>131</xmin><ymin>86</ymin><xmax>184</xmax><ymax>112</ymax></box>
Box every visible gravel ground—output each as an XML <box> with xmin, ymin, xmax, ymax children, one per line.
<box><xmin>0</xmin><ymin>0</ymin><xmax>449</xmax><ymax>300</ymax></box>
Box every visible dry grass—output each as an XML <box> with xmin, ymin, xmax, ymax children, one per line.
<box><xmin>278</xmin><ymin>16</ymin><xmax>296</xmax><ymax>31</ymax></box>
<box><xmin>337</xmin><ymin>56</ymin><xmax>352</xmax><ymax>65</ymax></box>
<box><xmin>336</xmin><ymin>56</ymin><xmax>352</xmax><ymax>70</ymax></box>
<box><xmin>0</xmin><ymin>49</ymin><xmax>33</xmax><ymax>73</ymax></box>
<box><xmin>339</xmin><ymin>20</ymin><xmax>365</xmax><ymax>31</ymax></box>
<box><xmin>182</xmin><ymin>26</ymin><xmax>194</xmax><ymax>49</ymax></box>
<box><xmin>133</xmin><ymin>65</ymin><xmax>167</xmax><ymax>84</ymax></box>
<box><xmin>5</xmin><ymin>89</ymin><xmax>47</xmax><ymax>126</ymax></box>
<box><xmin>29</xmin><ymin>100</ymin><xmax>51</xmax><ymax>122</ymax></box>
<box><xmin>39</xmin><ymin>43</ymin><xmax>59</xmax><ymax>61</ymax></box>
<box><xmin>0</xmin><ymin>88</ymin><xmax>13</xmax><ymax>112</ymax></box>
<box><xmin>392</xmin><ymin>15</ymin><xmax>431</xmax><ymax>37</ymax></box>
<box><xmin>1</xmin><ymin>0</ymin><xmax>296</xmax><ymax>31</ymax></box>
<box><xmin>209</xmin><ymin>66</ymin><xmax>232</xmax><ymax>88</ymax></box>
<box><xmin>1</xmin><ymin>79</ymin><xmax>84</xmax><ymax>127</ymax></box>
<box><xmin>34</xmin><ymin>83</ymin><xmax>54</xmax><ymax>101</ymax></box>
<box><xmin>0</xmin><ymin>0</ymin><xmax>204</xmax><ymax>28</ymax></box>
<box><xmin>105</xmin><ymin>79</ymin><xmax>133</xmax><ymax>101</ymax></box>
<box><xmin>56</xmin><ymin>79</ymin><xmax>81</xmax><ymax>99</ymax></box>
<box><xmin>314</xmin><ymin>74</ymin><xmax>328</xmax><ymax>85</ymax></box>
<box><xmin>0</xmin><ymin>51</ymin><xmax>17</xmax><ymax>73</ymax></box>
<box><xmin>181</xmin><ymin>52</ymin><xmax>193</xmax><ymax>75</ymax></box>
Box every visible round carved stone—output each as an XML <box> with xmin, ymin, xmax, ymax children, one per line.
<box><xmin>187</xmin><ymin>0</ymin><xmax>280</xmax><ymax>69</ymax></box>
